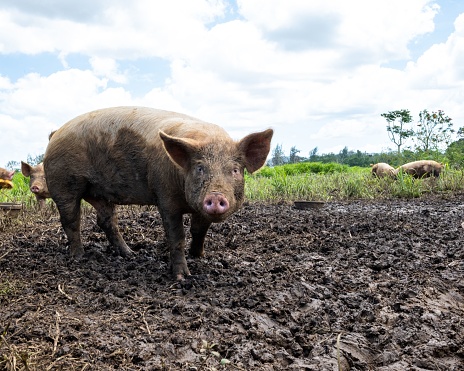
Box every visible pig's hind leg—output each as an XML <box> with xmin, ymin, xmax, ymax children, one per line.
<box><xmin>85</xmin><ymin>197</ymin><xmax>134</xmax><ymax>257</ymax></box>
<box><xmin>55</xmin><ymin>197</ymin><xmax>85</xmax><ymax>257</ymax></box>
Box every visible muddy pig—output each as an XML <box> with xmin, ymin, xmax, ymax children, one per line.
<box><xmin>396</xmin><ymin>160</ymin><xmax>443</xmax><ymax>178</ymax></box>
<box><xmin>44</xmin><ymin>106</ymin><xmax>273</xmax><ymax>280</ymax></box>
<box><xmin>21</xmin><ymin>162</ymin><xmax>50</xmax><ymax>208</ymax></box>
<box><xmin>0</xmin><ymin>167</ymin><xmax>15</xmax><ymax>189</ymax></box>
<box><xmin>370</xmin><ymin>162</ymin><xmax>396</xmax><ymax>178</ymax></box>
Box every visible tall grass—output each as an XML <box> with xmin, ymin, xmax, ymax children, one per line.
<box><xmin>0</xmin><ymin>172</ymin><xmax>37</xmax><ymax>207</ymax></box>
<box><xmin>2</xmin><ymin>163</ymin><xmax>463</xmax><ymax>211</ymax></box>
<box><xmin>245</xmin><ymin>163</ymin><xmax>464</xmax><ymax>203</ymax></box>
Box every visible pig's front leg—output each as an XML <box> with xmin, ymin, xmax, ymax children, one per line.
<box><xmin>160</xmin><ymin>211</ymin><xmax>190</xmax><ymax>280</ymax></box>
<box><xmin>189</xmin><ymin>213</ymin><xmax>211</xmax><ymax>258</ymax></box>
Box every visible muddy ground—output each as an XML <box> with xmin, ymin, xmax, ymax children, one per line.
<box><xmin>0</xmin><ymin>195</ymin><xmax>463</xmax><ymax>370</ymax></box>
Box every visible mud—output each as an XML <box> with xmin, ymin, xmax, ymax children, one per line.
<box><xmin>0</xmin><ymin>195</ymin><xmax>463</xmax><ymax>370</ymax></box>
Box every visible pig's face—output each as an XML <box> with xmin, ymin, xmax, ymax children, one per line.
<box><xmin>184</xmin><ymin>146</ymin><xmax>245</xmax><ymax>222</ymax></box>
<box><xmin>160</xmin><ymin>129</ymin><xmax>273</xmax><ymax>222</ymax></box>
<box><xmin>21</xmin><ymin>162</ymin><xmax>50</xmax><ymax>198</ymax></box>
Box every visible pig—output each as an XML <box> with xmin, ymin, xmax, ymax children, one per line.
<box><xmin>370</xmin><ymin>162</ymin><xmax>396</xmax><ymax>178</ymax></box>
<box><xmin>0</xmin><ymin>167</ymin><xmax>14</xmax><ymax>181</ymax></box>
<box><xmin>44</xmin><ymin>106</ymin><xmax>273</xmax><ymax>280</ymax></box>
<box><xmin>21</xmin><ymin>162</ymin><xmax>51</xmax><ymax>208</ymax></box>
<box><xmin>396</xmin><ymin>160</ymin><xmax>444</xmax><ymax>178</ymax></box>
<box><xmin>0</xmin><ymin>167</ymin><xmax>14</xmax><ymax>189</ymax></box>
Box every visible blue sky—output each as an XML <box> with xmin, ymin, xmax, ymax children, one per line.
<box><xmin>1</xmin><ymin>0</ymin><xmax>464</xmax><ymax>168</ymax></box>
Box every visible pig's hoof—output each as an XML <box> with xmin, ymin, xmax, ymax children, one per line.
<box><xmin>176</xmin><ymin>273</ymin><xmax>186</xmax><ymax>281</ymax></box>
<box><xmin>189</xmin><ymin>248</ymin><xmax>204</xmax><ymax>258</ymax></box>
<box><xmin>172</xmin><ymin>265</ymin><xmax>191</xmax><ymax>281</ymax></box>
<box><xmin>120</xmin><ymin>247</ymin><xmax>135</xmax><ymax>258</ymax></box>
<box><xmin>69</xmin><ymin>247</ymin><xmax>85</xmax><ymax>259</ymax></box>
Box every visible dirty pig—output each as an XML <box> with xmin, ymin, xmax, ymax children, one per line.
<box><xmin>44</xmin><ymin>106</ymin><xmax>273</xmax><ymax>280</ymax></box>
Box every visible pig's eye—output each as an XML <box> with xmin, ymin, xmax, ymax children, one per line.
<box><xmin>233</xmin><ymin>168</ymin><xmax>239</xmax><ymax>175</ymax></box>
<box><xmin>196</xmin><ymin>165</ymin><xmax>204</xmax><ymax>174</ymax></box>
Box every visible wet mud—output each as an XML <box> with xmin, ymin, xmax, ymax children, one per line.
<box><xmin>1</xmin><ymin>195</ymin><xmax>463</xmax><ymax>370</ymax></box>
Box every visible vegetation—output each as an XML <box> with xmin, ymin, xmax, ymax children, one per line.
<box><xmin>266</xmin><ymin>107</ymin><xmax>462</xmax><ymax>169</ymax></box>
<box><xmin>415</xmin><ymin>109</ymin><xmax>455</xmax><ymax>152</ymax></box>
<box><xmin>3</xmin><ymin>163</ymin><xmax>463</xmax><ymax>213</ymax></box>
<box><xmin>381</xmin><ymin>109</ymin><xmax>414</xmax><ymax>155</ymax></box>
<box><xmin>0</xmin><ymin>172</ymin><xmax>39</xmax><ymax>208</ymax></box>
<box><xmin>245</xmin><ymin>162</ymin><xmax>464</xmax><ymax>203</ymax></box>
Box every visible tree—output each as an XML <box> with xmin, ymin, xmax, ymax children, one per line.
<box><xmin>5</xmin><ymin>160</ymin><xmax>19</xmax><ymax>170</ymax></box>
<box><xmin>270</xmin><ymin>144</ymin><xmax>285</xmax><ymax>166</ymax></box>
<box><xmin>289</xmin><ymin>146</ymin><xmax>301</xmax><ymax>163</ymax></box>
<box><xmin>381</xmin><ymin>109</ymin><xmax>414</xmax><ymax>155</ymax></box>
<box><xmin>414</xmin><ymin>109</ymin><xmax>454</xmax><ymax>153</ymax></box>
<box><xmin>445</xmin><ymin>139</ymin><xmax>464</xmax><ymax>168</ymax></box>
<box><xmin>308</xmin><ymin>147</ymin><xmax>321</xmax><ymax>162</ymax></box>
<box><xmin>309</xmin><ymin>147</ymin><xmax>318</xmax><ymax>158</ymax></box>
<box><xmin>338</xmin><ymin>146</ymin><xmax>351</xmax><ymax>164</ymax></box>
<box><xmin>456</xmin><ymin>126</ymin><xmax>464</xmax><ymax>138</ymax></box>
<box><xmin>27</xmin><ymin>154</ymin><xmax>44</xmax><ymax>166</ymax></box>
<box><xmin>346</xmin><ymin>150</ymin><xmax>372</xmax><ymax>167</ymax></box>
<box><xmin>4</xmin><ymin>153</ymin><xmax>44</xmax><ymax>171</ymax></box>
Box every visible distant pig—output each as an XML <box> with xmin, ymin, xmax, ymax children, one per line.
<box><xmin>21</xmin><ymin>162</ymin><xmax>50</xmax><ymax>208</ymax></box>
<box><xmin>396</xmin><ymin>160</ymin><xmax>444</xmax><ymax>178</ymax></box>
<box><xmin>44</xmin><ymin>106</ymin><xmax>273</xmax><ymax>280</ymax></box>
<box><xmin>0</xmin><ymin>167</ymin><xmax>14</xmax><ymax>189</ymax></box>
<box><xmin>370</xmin><ymin>163</ymin><xmax>396</xmax><ymax>178</ymax></box>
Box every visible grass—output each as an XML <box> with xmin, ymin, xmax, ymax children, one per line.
<box><xmin>245</xmin><ymin>163</ymin><xmax>464</xmax><ymax>203</ymax></box>
<box><xmin>0</xmin><ymin>276</ymin><xmax>20</xmax><ymax>301</ymax></box>
<box><xmin>0</xmin><ymin>172</ymin><xmax>38</xmax><ymax>208</ymax></box>
<box><xmin>3</xmin><ymin>164</ymin><xmax>464</xmax><ymax>209</ymax></box>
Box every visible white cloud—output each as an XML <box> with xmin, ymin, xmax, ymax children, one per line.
<box><xmin>406</xmin><ymin>12</ymin><xmax>464</xmax><ymax>89</ymax></box>
<box><xmin>238</xmin><ymin>0</ymin><xmax>439</xmax><ymax>62</ymax></box>
<box><xmin>0</xmin><ymin>0</ymin><xmax>463</xmax><ymax>168</ymax></box>
<box><xmin>90</xmin><ymin>57</ymin><xmax>127</xmax><ymax>83</ymax></box>
<box><xmin>0</xmin><ymin>0</ymin><xmax>227</xmax><ymax>58</ymax></box>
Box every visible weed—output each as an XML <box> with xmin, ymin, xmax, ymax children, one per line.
<box><xmin>0</xmin><ymin>277</ymin><xmax>20</xmax><ymax>302</ymax></box>
<box><xmin>192</xmin><ymin>339</ymin><xmax>244</xmax><ymax>370</ymax></box>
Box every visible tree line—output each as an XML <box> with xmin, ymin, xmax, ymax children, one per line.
<box><xmin>269</xmin><ymin>109</ymin><xmax>464</xmax><ymax>168</ymax></box>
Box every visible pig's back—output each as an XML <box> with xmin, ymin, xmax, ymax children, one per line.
<box><xmin>51</xmin><ymin>106</ymin><xmax>227</xmax><ymax>142</ymax></box>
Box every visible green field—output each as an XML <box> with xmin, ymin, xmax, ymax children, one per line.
<box><xmin>2</xmin><ymin>162</ymin><xmax>463</xmax><ymax>209</ymax></box>
<box><xmin>245</xmin><ymin>161</ymin><xmax>464</xmax><ymax>202</ymax></box>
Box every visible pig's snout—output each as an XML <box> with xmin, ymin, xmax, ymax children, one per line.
<box><xmin>30</xmin><ymin>185</ymin><xmax>40</xmax><ymax>194</ymax></box>
<box><xmin>203</xmin><ymin>192</ymin><xmax>230</xmax><ymax>215</ymax></box>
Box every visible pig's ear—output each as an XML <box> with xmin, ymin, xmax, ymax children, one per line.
<box><xmin>159</xmin><ymin>131</ymin><xmax>198</xmax><ymax>170</ymax></box>
<box><xmin>238</xmin><ymin>129</ymin><xmax>273</xmax><ymax>174</ymax></box>
<box><xmin>21</xmin><ymin>161</ymin><xmax>31</xmax><ymax>177</ymax></box>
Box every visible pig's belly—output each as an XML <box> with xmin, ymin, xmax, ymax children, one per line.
<box><xmin>84</xmin><ymin>182</ymin><xmax>157</xmax><ymax>206</ymax></box>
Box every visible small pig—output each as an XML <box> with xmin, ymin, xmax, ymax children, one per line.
<box><xmin>396</xmin><ymin>160</ymin><xmax>444</xmax><ymax>178</ymax></box>
<box><xmin>21</xmin><ymin>162</ymin><xmax>50</xmax><ymax>208</ymax></box>
<box><xmin>370</xmin><ymin>163</ymin><xmax>396</xmax><ymax>178</ymax></box>
<box><xmin>44</xmin><ymin>106</ymin><xmax>273</xmax><ymax>280</ymax></box>
<box><xmin>0</xmin><ymin>167</ymin><xmax>14</xmax><ymax>189</ymax></box>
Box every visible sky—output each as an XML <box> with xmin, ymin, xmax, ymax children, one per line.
<box><xmin>1</xmin><ymin>0</ymin><xmax>464</xmax><ymax>168</ymax></box>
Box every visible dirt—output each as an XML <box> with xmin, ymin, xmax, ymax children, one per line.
<box><xmin>0</xmin><ymin>195</ymin><xmax>463</xmax><ymax>370</ymax></box>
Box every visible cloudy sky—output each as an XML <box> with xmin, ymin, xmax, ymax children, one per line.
<box><xmin>1</xmin><ymin>0</ymin><xmax>463</xmax><ymax>168</ymax></box>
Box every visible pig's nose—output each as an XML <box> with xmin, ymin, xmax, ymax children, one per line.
<box><xmin>203</xmin><ymin>192</ymin><xmax>230</xmax><ymax>215</ymax></box>
<box><xmin>31</xmin><ymin>186</ymin><xmax>40</xmax><ymax>193</ymax></box>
